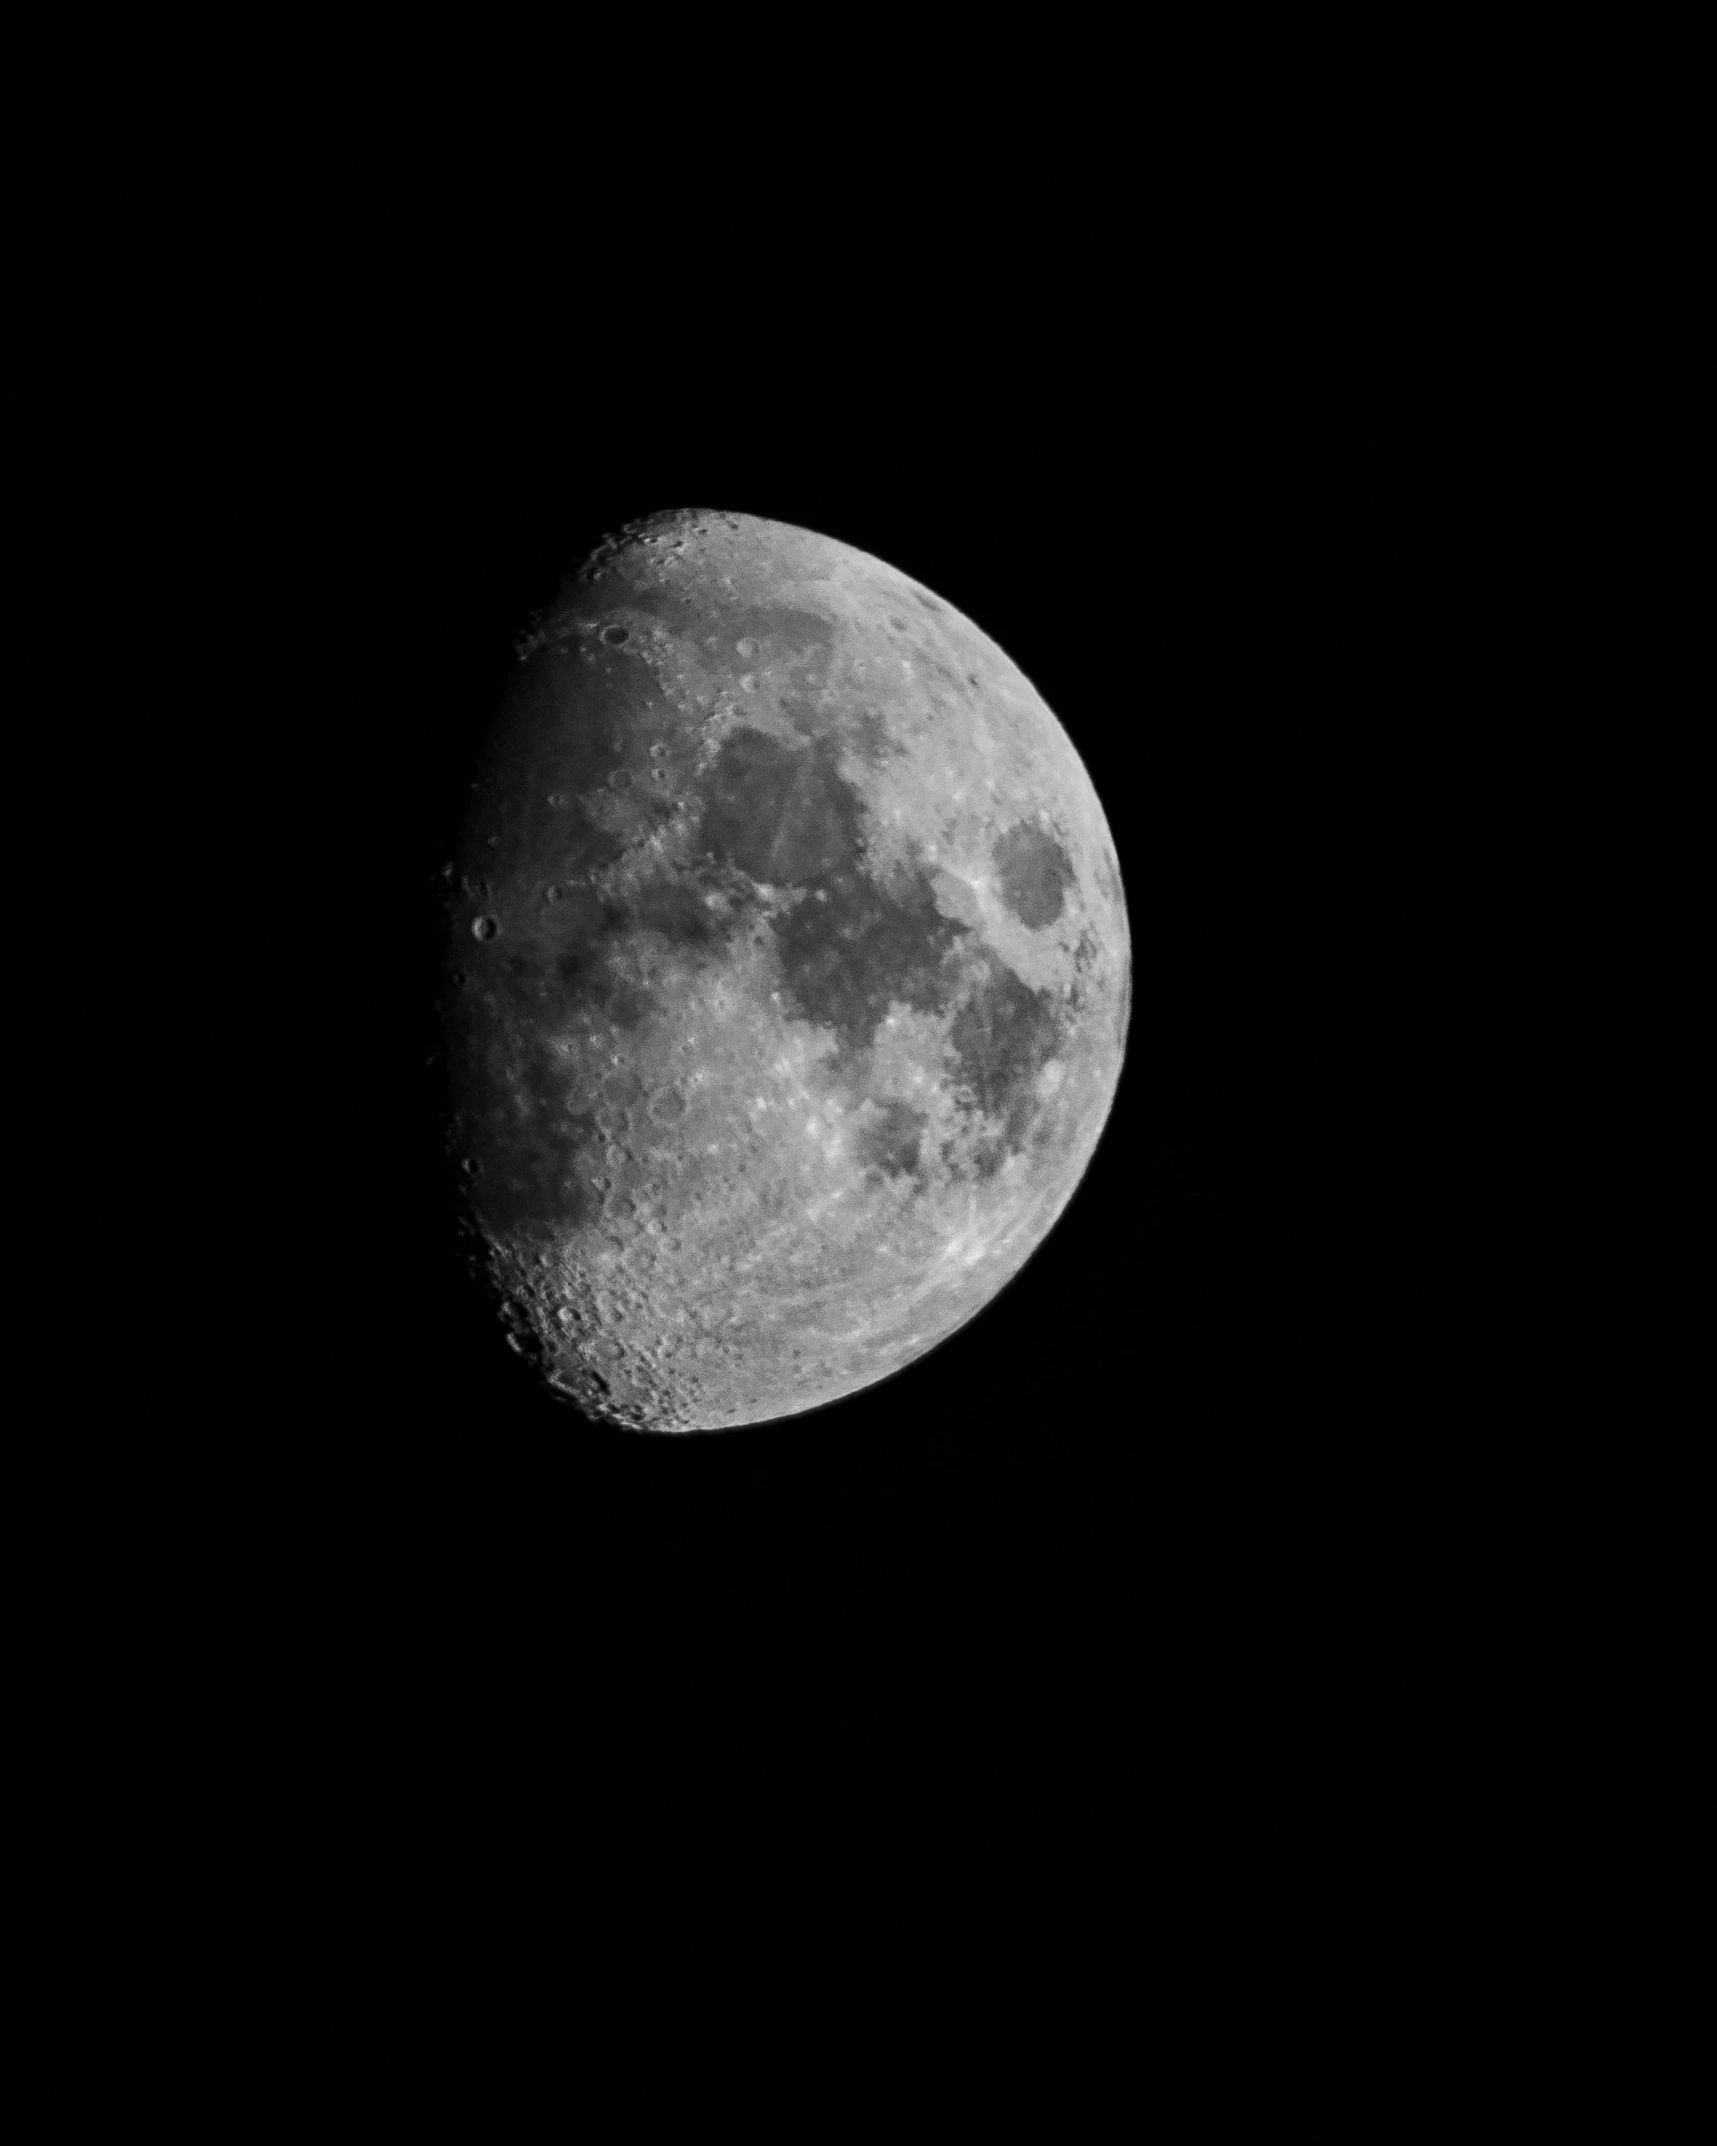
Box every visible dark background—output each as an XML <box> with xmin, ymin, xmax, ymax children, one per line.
<box><xmin>11</xmin><ymin>38</ymin><xmax>1710</xmax><ymax>2118</ymax></box>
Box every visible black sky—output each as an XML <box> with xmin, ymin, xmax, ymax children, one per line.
<box><xmin>12</xmin><ymin>112</ymin><xmax>1707</xmax><ymax>2091</ymax></box>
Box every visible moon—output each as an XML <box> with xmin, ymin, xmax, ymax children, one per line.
<box><xmin>441</xmin><ymin>510</ymin><xmax>1129</xmax><ymax>1431</ymax></box>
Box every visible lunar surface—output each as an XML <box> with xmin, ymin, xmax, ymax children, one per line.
<box><xmin>440</xmin><ymin>509</ymin><xmax>1129</xmax><ymax>1431</ymax></box>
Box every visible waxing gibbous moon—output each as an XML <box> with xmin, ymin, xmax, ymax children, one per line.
<box><xmin>441</xmin><ymin>510</ymin><xmax>1130</xmax><ymax>1431</ymax></box>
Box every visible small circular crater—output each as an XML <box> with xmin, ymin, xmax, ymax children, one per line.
<box><xmin>544</xmin><ymin>885</ymin><xmax>563</xmax><ymax>902</ymax></box>
<box><xmin>735</xmin><ymin>637</ymin><xmax>758</xmax><ymax>658</ymax></box>
<box><xmin>650</xmin><ymin>768</ymin><xmax>668</xmax><ymax>784</ymax></box>
<box><xmin>546</xmin><ymin>792</ymin><xmax>567</xmax><ymax>808</ymax></box>
<box><xmin>648</xmin><ymin>742</ymin><xmax>668</xmax><ymax>759</ymax></box>
<box><xmin>472</xmin><ymin>915</ymin><xmax>499</xmax><ymax>941</ymax></box>
<box><xmin>889</xmin><ymin>615</ymin><xmax>908</xmax><ymax>631</ymax></box>
<box><xmin>739</xmin><ymin>673</ymin><xmax>757</xmax><ymax>693</ymax></box>
<box><xmin>602</xmin><ymin>1068</ymin><xmax>645</xmax><ymax>1110</ymax></box>
<box><xmin>607</xmin><ymin>768</ymin><xmax>633</xmax><ymax>790</ymax></box>
<box><xmin>602</xmin><ymin>625</ymin><xmax>630</xmax><ymax>646</ymax></box>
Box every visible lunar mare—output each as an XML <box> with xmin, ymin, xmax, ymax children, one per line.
<box><xmin>442</xmin><ymin>510</ymin><xmax>1129</xmax><ymax>1431</ymax></box>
